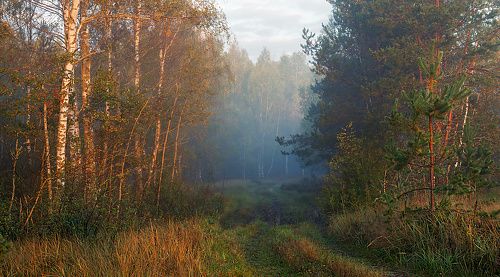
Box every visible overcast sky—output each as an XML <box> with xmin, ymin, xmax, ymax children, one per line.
<box><xmin>217</xmin><ymin>0</ymin><xmax>331</xmax><ymax>61</ymax></box>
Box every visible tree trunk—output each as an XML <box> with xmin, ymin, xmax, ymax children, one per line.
<box><xmin>157</xmin><ymin>91</ymin><xmax>179</xmax><ymax>209</ymax></box>
<box><xmin>118</xmin><ymin>99</ymin><xmax>150</xmax><ymax>213</ymax></box>
<box><xmin>133</xmin><ymin>0</ymin><xmax>144</xmax><ymax>198</ymax></box>
<box><xmin>147</xmin><ymin>41</ymin><xmax>168</xmax><ymax>188</ymax></box>
<box><xmin>68</xmin><ymin>93</ymin><xmax>81</xmax><ymax>179</ymax></box>
<box><xmin>25</xmin><ymin>0</ymin><xmax>34</xmax><ymax>167</ymax></box>
<box><xmin>25</xmin><ymin>86</ymin><xmax>32</xmax><ymax>166</ymax></box>
<box><xmin>101</xmin><ymin>1</ymin><xmax>113</xmax><ymax>186</ymax></box>
<box><xmin>157</xmin><ymin>119</ymin><xmax>171</xmax><ymax>210</ymax></box>
<box><xmin>43</xmin><ymin>102</ymin><xmax>52</xmax><ymax>200</ymax></box>
<box><xmin>134</xmin><ymin>0</ymin><xmax>142</xmax><ymax>89</ymax></box>
<box><xmin>427</xmin><ymin>0</ymin><xmax>440</xmax><ymax>211</ymax></box>
<box><xmin>171</xmin><ymin>108</ymin><xmax>184</xmax><ymax>182</ymax></box>
<box><xmin>267</xmin><ymin>109</ymin><xmax>281</xmax><ymax>176</ymax></box>
<box><xmin>429</xmin><ymin>115</ymin><xmax>436</xmax><ymax>211</ymax></box>
<box><xmin>55</xmin><ymin>0</ymin><xmax>81</xmax><ymax>193</ymax></box>
<box><xmin>10</xmin><ymin>138</ymin><xmax>22</xmax><ymax>213</ymax></box>
<box><xmin>80</xmin><ymin>0</ymin><xmax>96</xmax><ymax>199</ymax></box>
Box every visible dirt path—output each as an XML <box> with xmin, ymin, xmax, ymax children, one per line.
<box><xmin>214</xmin><ymin>179</ymin><xmax>392</xmax><ymax>276</ymax></box>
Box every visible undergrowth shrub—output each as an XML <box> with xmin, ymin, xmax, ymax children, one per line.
<box><xmin>156</xmin><ymin>182</ymin><xmax>224</xmax><ymax>219</ymax></box>
<box><xmin>319</xmin><ymin>124</ymin><xmax>384</xmax><ymax>215</ymax></box>
<box><xmin>0</xmin><ymin>181</ymin><xmax>223</xmax><ymax>241</ymax></box>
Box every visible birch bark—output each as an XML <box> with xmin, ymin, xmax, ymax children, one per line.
<box><xmin>55</xmin><ymin>0</ymin><xmax>81</xmax><ymax>192</ymax></box>
<box><xmin>80</xmin><ymin>0</ymin><xmax>96</xmax><ymax>198</ymax></box>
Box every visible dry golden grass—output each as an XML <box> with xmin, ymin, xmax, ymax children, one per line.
<box><xmin>329</xmin><ymin>199</ymin><xmax>500</xmax><ymax>275</ymax></box>
<box><xmin>399</xmin><ymin>187</ymin><xmax>500</xmax><ymax>213</ymax></box>
<box><xmin>1</xmin><ymin>219</ymin><xmax>207</xmax><ymax>277</ymax></box>
<box><xmin>330</xmin><ymin>208</ymin><xmax>389</xmax><ymax>247</ymax></box>
<box><xmin>275</xmin><ymin>236</ymin><xmax>385</xmax><ymax>277</ymax></box>
<box><xmin>276</xmin><ymin>238</ymin><xmax>320</xmax><ymax>270</ymax></box>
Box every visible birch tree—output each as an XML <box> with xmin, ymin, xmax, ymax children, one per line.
<box><xmin>55</xmin><ymin>0</ymin><xmax>81</xmax><ymax>195</ymax></box>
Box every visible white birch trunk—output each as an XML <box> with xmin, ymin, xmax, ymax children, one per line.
<box><xmin>55</xmin><ymin>0</ymin><xmax>81</xmax><ymax>191</ymax></box>
<box><xmin>134</xmin><ymin>0</ymin><xmax>142</xmax><ymax>89</ymax></box>
<box><xmin>133</xmin><ymin>0</ymin><xmax>144</xmax><ymax>196</ymax></box>
<box><xmin>43</xmin><ymin>102</ymin><xmax>53</xmax><ymax>200</ymax></box>
<box><xmin>69</xmin><ymin>92</ymin><xmax>81</xmax><ymax>176</ymax></box>
<box><xmin>80</xmin><ymin>0</ymin><xmax>96</xmax><ymax>198</ymax></box>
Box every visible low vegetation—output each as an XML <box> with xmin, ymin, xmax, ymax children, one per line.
<box><xmin>0</xmin><ymin>218</ymin><xmax>258</xmax><ymax>276</ymax></box>
<box><xmin>328</xmin><ymin>192</ymin><xmax>500</xmax><ymax>276</ymax></box>
<box><xmin>0</xmin><ymin>180</ymin><xmax>388</xmax><ymax>276</ymax></box>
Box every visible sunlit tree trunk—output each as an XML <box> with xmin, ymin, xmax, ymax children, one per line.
<box><xmin>118</xmin><ymin>100</ymin><xmax>150</xmax><ymax>212</ymax></box>
<box><xmin>68</xmin><ymin>92</ymin><xmax>81</xmax><ymax>179</ymax></box>
<box><xmin>25</xmin><ymin>0</ymin><xmax>35</xmax><ymax>167</ymax></box>
<box><xmin>148</xmin><ymin>39</ymin><xmax>168</xmax><ymax>188</ymax></box>
<box><xmin>133</xmin><ymin>0</ymin><xmax>144</xmax><ymax>197</ymax></box>
<box><xmin>458</xmin><ymin>97</ymin><xmax>470</xmax><ymax>148</ymax></box>
<box><xmin>171</xmin><ymin>107</ymin><xmax>184</xmax><ymax>182</ymax></box>
<box><xmin>80</xmin><ymin>0</ymin><xmax>96</xmax><ymax>199</ymax></box>
<box><xmin>25</xmin><ymin>86</ymin><xmax>32</xmax><ymax>166</ymax></box>
<box><xmin>55</xmin><ymin>0</ymin><xmax>81</xmax><ymax>194</ymax></box>
<box><xmin>43</xmin><ymin>101</ymin><xmax>52</xmax><ymax>200</ymax></box>
<box><xmin>157</xmin><ymin>94</ymin><xmax>178</xmax><ymax>210</ymax></box>
<box><xmin>134</xmin><ymin>0</ymin><xmax>142</xmax><ymax>89</ymax></box>
<box><xmin>427</xmin><ymin>0</ymin><xmax>442</xmax><ymax>212</ymax></box>
<box><xmin>101</xmin><ymin>1</ymin><xmax>113</xmax><ymax>186</ymax></box>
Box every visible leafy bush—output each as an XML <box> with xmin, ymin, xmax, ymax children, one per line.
<box><xmin>320</xmin><ymin>123</ymin><xmax>385</xmax><ymax>214</ymax></box>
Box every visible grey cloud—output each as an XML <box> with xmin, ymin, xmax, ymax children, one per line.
<box><xmin>217</xmin><ymin>0</ymin><xmax>331</xmax><ymax>61</ymax></box>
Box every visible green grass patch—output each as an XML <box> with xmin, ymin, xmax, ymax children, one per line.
<box><xmin>225</xmin><ymin>221</ymin><xmax>385</xmax><ymax>276</ymax></box>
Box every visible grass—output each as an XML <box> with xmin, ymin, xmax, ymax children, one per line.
<box><xmin>217</xmin><ymin>179</ymin><xmax>321</xmax><ymax>227</ymax></box>
<box><xmin>328</xmin><ymin>196</ymin><xmax>500</xmax><ymax>276</ymax></box>
<box><xmin>0</xmin><ymin>179</ymin><xmax>396</xmax><ymax>276</ymax></box>
<box><xmin>227</xmin><ymin>221</ymin><xmax>385</xmax><ymax>276</ymax></box>
<box><xmin>216</xmin><ymin>179</ymin><xmax>386</xmax><ymax>276</ymax></box>
<box><xmin>272</xmin><ymin>224</ymin><xmax>385</xmax><ymax>277</ymax></box>
<box><xmin>0</xmin><ymin>219</ymin><xmax>254</xmax><ymax>276</ymax></box>
<box><xmin>0</xmin><ymin>218</ymin><xmax>385</xmax><ymax>277</ymax></box>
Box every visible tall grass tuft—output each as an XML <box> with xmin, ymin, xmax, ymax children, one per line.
<box><xmin>330</xmin><ymin>208</ymin><xmax>500</xmax><ymax>276</ymax></box>
<box><xmin>1</xmin><ymin>219</ymin><xmax>207</xmax><ymax>276</ymax></box>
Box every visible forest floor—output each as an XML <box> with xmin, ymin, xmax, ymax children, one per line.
<box><xmin>211</xmin><ymin>179</ymin><xmax>399</xmax><ymax>276</ymax></box>
<box><xmin>0</xmin><ymin>179</ymin><xmax>410</xmax><ymax>276</ymax></box>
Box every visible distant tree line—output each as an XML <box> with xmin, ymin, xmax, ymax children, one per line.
<box><xmin>187</xmin><ymin>45</ymin><xmax>314</xmax><ymax>181</ymax></box>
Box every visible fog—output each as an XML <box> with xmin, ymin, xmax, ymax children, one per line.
<box><xmin>183</xmin><ymin>45</ymin><xmax>315</xmax><ymax>181</ymax></box>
